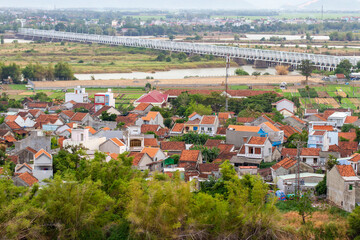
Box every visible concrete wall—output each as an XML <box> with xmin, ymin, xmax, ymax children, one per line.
<box><xmin>99</xmin><ymin>140</ymin><xmax>126</xmax><ymax>154</ymax></box>
<box><xmin>15</xmin><ymin>132</ymin><xmax>51</xmax><ymax>152</ymax></box>
<box><xmin>226</xmin><ymin>129</ymin><xmax>260</xmax><ymax>148</ymax></box>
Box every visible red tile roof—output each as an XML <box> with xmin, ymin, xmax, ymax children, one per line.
<box><xmin>339</xmin><ymin>141</ymin><xmax>358</xmax><ymax>151</ymax></box>
<box><xmin>144</xmin><ymin>138</ymin><xmax>159</xmax><ymax>147</ymax></box>
<box><xmin>261</xmin><ymin>121</ymin><xmax>280</xmax><ymax>132</ymax></box>
<box><xmin>291</xmin><ymin>115</ymin><xmax>306</xmax><ymax>125</ymax></box>
<box><xmin>111</xmin><ymin>138</ymin><xmax>125</xmax><ymax>147</ymax></box>
<box><xmin>199</xmin><ymin>163</ymin><xmax>219</xmax><ymax>173</ymax></box>
<box><xmin>116</xmin><ymin>113</ymin><xmax>139</xmax><ymax>127</ymax></box>
<box><xmin>93</xmin><ymin>106</ymin><xmax>112</xmax><ymax>117</ymax></box>
<box><xmin>71</xmin><ymin>112</ymin><xmax>88</xmax><ymax>122</ymax></box>
<box><xmin>216</xmin><ymin>127</ymin><xmax>226</xmax><ymax>135</ymax></box>
<box><xmin>27</xmin><ymin>102</ymin><xmax>51</xmax><ymax>109</ymax></box>
<box><xmin>279</xmin><ymin>125</ymin><xmax>300</xmax><ymax>138</ymax></box>
<box><xmin>160</xmin><ymin>141</ymin><xmax>186</xmax><ymax>151</ymax></box>
<box><xmin>28</xmin><ymin>109</ymin><xmax>42</xmax><ymax>117</ymax></box>
<box><xmin>305</xmin><ymin>109</ymin><xmax>318</xmax><ymax>114</ymax></box>
<box><xmin>313</xmin><ymin>114</ymin><xmax>327</xmax><ymax>121</ymax></box>
<box><xmin>236</xmin><ymin>117</ymin><xmax>255</xmax><ymax>123</ymax></box>
<box><xmin>336</xmin><ymin>165</ymin><xmax>356</xmax><ymax>177</ymax></box>
<box><xmin>247</xmin><ymin>136</ymin><xmax>267</xmax><ymax>145</ymax></box>
<box><xmin>171</xmin><ymin>123</ymin><xmax>184</xmax><ymax>133</ymax></box>
<box><xmin>17</xmin><ymin>172</ymin><xmax>38</xmax><ymax>186</ymax></box>
<box><xmin>134</xmin><ymin>102</ymin><xmax>152</xmax><ymax>111</ymax></box>
<box><xmin>61</xmin><ymin>110</ymin><xmax>76</xmax><ymax>118</ymax></box>
<box><xmin>200</xmin><ymin>115</ymin><xmax>216</xmax><ymax>125</ymax></box>
<box><xmin>6</xmin><ymin>121</ymin><xmax>21</xmax><ymax>130</ymax></box>
<box><xmin>136</xmin><ymin>91</ymin><xmax>168</xmax><ymax>104</ymax></box>
<box><xmin>5</xmin><ymin>115</ymin><xmax>18</xmax><ymax>122</ymax></box>
<box><xmin>142</xmin><ymin>111</ymin><xmax>160</xmax><ymax>121</ymax></box>
<box><xmin>345</xmin><ymin>116</ymin><xmax>359</xmax><ymax>124</ymax></box>
<box><xmin>35</xmin><ymin>149</ymin><xmax>52</xmax><ymax>159</ymax></box>
<box><xmin>313</xmin><ymin>125</ymin><xmax>334</xmax><ymax>131</ymax></box>
<box><xmin>185</xmin><ymin>119</ymin><xmax>200</xmax><ymax>125</ymax></box>
<box><xmin>312</xmin><ymin>131</ymin><xmax>325</xmax><ymax>136</ymax></box>
<box><xmin>179</xmin><ymin>150</ymin><xmax>200</xmax><ymax>162</ymax></box>
<box><xmin>73</xmin><ymin>103</ymin><xmax>94</xmax><ymax>111</ymax></box>
<box><xmin>141</xmin><ymin>124</ymin><xmax>160</xmax><ymax>134</ymax></box>
<box><xmin>128</xmin><ymin>152</ymin><xmax>146</xmax><ymax>166</ymax></box>
<box><xmin>301</xmin><ymin>148</ymin><xmax>320</xmax><ymax>156</ymax></box>
<box><xmin>204</xmin><ymin>139</ymin><xmax>223</xmax><ymax>148</ymax></box>
<box><xmin>281</xmin><ymin>148</ymin><xmax>298</xmax><ymax>158</ymax></box>
<box><xmin>271</xmin><ymin>157</ymin><xmax>297</xmax><ymax>170</ymax></box>
<box><xmin>218</xmin><ymin>112</ymin><xmax>232</xmax><ymax>120</ymax></box>
<box><xmin>85</xmin><ymin>126</ymin><xmax>97</xmax><ymax>134</ymax></box>
<box><xmin>141</xmin><ymin>147</ymin><xmax>160</xmax><ymax>158</ymax></box>
<box><xmin>339</xmin><ymin>132</ymin><xmax>357</xmax><ymax>142</ymax></box>
<box><xmin>350</xmin><ymin>153</ymin><xmax>360</xmax><ymax>163</ymax></box>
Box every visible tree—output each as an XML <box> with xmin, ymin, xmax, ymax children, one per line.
<box><xmin>0</xmin><ymin>35</ymin><xmax>4</xmax><ymax>44</ymax></box>
<box><xmin>252</xmin><ymin>71</ymin><xmax>261</xmax><ymax>78</ymax></box>
<box><xmin>299</xmin><ymin>60</ymin><xmax>314</xmax><ymax>85</ymax></box>
<box><xmin>163</xmin><ymin>118</ymin><xmax>172</xmax><ymax>129</ymax></box>
<box><xmin>234</xmin><ymin>34</ymin><xmax>240</xmax><ymax>41</ymax></box>
<box><xmin>235</xmin><ymin>68</ymin><xmax>249</xmax><ymax>76</ymax></box>
<box><xmin>315</xmin><ymin>175</ymin><xmax>327</xmax><ymax>195</ymax></box>
<box><xmin>326</xmin><ymin>154</ymin><xmax>338</xmax><ymax>171</ymax></box>
<box><xmin>185</xmin><ymin>101</ymin><xmax>212</xmax><ymax>116</ymax></box>
<box><xmin>156</xmin><ymin>53</ymin><xmax>166</xmax><ymax>61</ymax></box>
<box><xmin>191</xmin><ymin>146</ymin><xmax>220</xmax><ymax>162</ymax></box>
<box><xmin>100</xmin><ymin>111</ymin><xmax>117</xmax><ymax>121</ymax></box>
<box><xmin>348</xmin><ymin>205</ymin><xmax>360</xmax><ymax>238</ymax></box>
<box><xmin>54</xmin><ymin>62</ymin><xmax>74</xmax><ymax>80</ymax></box>
<box><xmin>275</xmin><ymin>65</ymin><xmax>289</xmax><ymax>75</ymax></box>
<box><xmin>168</xmin><ymin>34</ymin><xmax>175</xmax><ymax>41</ymax></box>
<box><xmin>295</xmin><ymin>191</ymin><xmax>314</xmax><ymax>224</ymax></box>
<box><xmin>341</xmin><ymin>124</ymin><xmax>357</xmax><ymax>132</ymax></box>
<box><xmin>335</xmin><ymin>59</ymin><xmax>353</xmax><ymax>78</ymax></box>
<box><xmin>1</xmin><ymin>63</ymin><xmax>21</xmax><ymax>83</ymax></box>
<box><xmin>33</xmin><ymin>92</ymin><xmax>50</xmax><ymax>102</ymax></box>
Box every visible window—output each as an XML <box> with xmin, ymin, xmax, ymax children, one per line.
<box><xmin>80</xmin><ymin>134</ymin><xmax>84</xmax><ymax>141</ymax></box>
<box><xmin>95</xmin><ymin>95</ymin><xmax>105</xmax><ymax>103</ymax></box>
<box><xmin>302</xmin><ymin>158</ymin><xmax>306</xmax><ymax>162</ymax></box>
<box><xmin>255</xmin><ymin>148</ymin><xmax>261</xmax><ymax>154</ymax></box>
<box><xmin>349</xmin><ymin>184</ymin><xmax>353</xmax><ymax>190</ymax></box>
<box><xmin>201</xmin><ymin>127</ymin><xmax>204</xmax><ymax>131</ymax></box>
<box><xmin>208</xmin><ymin>128</ymin><xmax>212</xmax><ymax>132</ymax></box>
<box><xmin>130</xmin><ymin>139</ymin><xmax>142</xmax><ymax>147</ymax></box>
<box><xmin>314</xmin><ymin>158</ymin><xmax>318</xmax><ymax>164</ymax></box>
<box><xmin>249</xmin><ymin>147</ymin><xmax>254</xmax><ymax>154</ymax></box>
<box><xmin>193</xmin><ymin>127</ymin><xmax>198</xmax><ymax>130</ymax></box>
<box><xmin>243</xmin><ymin>137</ymin><xmax>248</xmax><ymax>142</ymax></box>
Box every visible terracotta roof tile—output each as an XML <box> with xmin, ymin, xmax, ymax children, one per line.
<box><xmin>290</xmin><ymin>115</ymin><xmax>306</xmax><ymax>124</ymax></box>
<box><xmin>313</xmin><ymin>114</ymin><xmax>327</xmax><ymax>121</ymax></box>
<box><xmin>28</xmin><ymin>109</ymin><xmax>42</xmax><ymax>117</ymax></box>
<box><xmin>111</xmin><ymin>138</ymin><xmax>125</xmax><ymax>147</ymax></box>
<box><xmin>171</xmin><ymin>123</ymin><xmax>184</xmax><ymax>133</ymax></box>
<box><xmin>34</xmin><ymin>149</ymin><xmax>52</xmax><ymax>159</ymax></box>
<box><xmin>70</xmin><ymin>112</ymin><xmax>88</xmax><ymax>122</ymax></box>
<box><xmin>5</xmin><ymin>115</ymin><xmax>18</xmax><ymax>122</ymax></box>
<box><xmin>279</xmin><ymin>125</ymin><xmax>300</xmax><ymax>138</ymax></box>
<box><xmin>27</xmin><ymin>102</ymin><xmax>51</xmax><ymax>109</ymax></box>
<box><xmin>61</xmin><ymin>110</ymin><xmax>76</xmax><ymax>118</ymax></box>
<box><xmin>4</xmin><ymin>135</ymin><xmax>16</xmax><ymax>142</ymax></box>
<box><xmin>128</xmin><ymin>152</ymin><xmax>146</xmax><ymax>166</ymax></box>
<box><xmin>312</xmin><ymin>131</ymin><xmax>325</xmax><ymax>136</ymax></box>
<box><xmin>85</xmin><ymin>126</ymin><xmax>97</xmax><ymax>134</ymax></box>
<box><xmin>216</xmin><ymin>127</ymin><xmax>226</xmax><ymax>135</ymax></box>
<box><xmin>350</xmin><ymin>153</ymin><xmax>360</xmax><ymax>163</ymax></box>
<box><xmin>247</xmin><ymin>136</ymin><xmax>267</xmax><ymax>145</ymax></box>
<box><xmin>218</xmin><ymin>112</ymin><xmax>232</xmax><ymax>120</ymax></box>
<box><xmin>281</xmin><ymin>148</ymin><xmax>298</xmax><ymax>158</ymax></box>
<box><xmin>144</xmin><ymin>138</ymin><xmax>159</xmax><ymax>147</ymax></box>
<box><xmin>116</xmin><ymin>113</ymin><xmax>139</xmax><ymax>127</ymax></box>
<box><xmin>228</xmin><ymin>125</ymin><xmax>260</xmax><ymax>132</ymax></box>
<box><xmin>336</xmin><ymin>165</ymin><xmax>356</xmax><ymax>177</ymax></box>
<box><xmin>160</xmin><ymin>141</ymin><xmax>186</xmax><ymax>151</ymax></box>
<box><xmin>236</xmin><ymin>117</ymin><xmax>255</xmax><ymax>123</ymax></box>
<box><xmin>339</xmin><ymin>132</ymin><xmax>357</xmax><ymax>142</ymax></box>
<box><xmin>305</xmin><ymin>109</ymin><xmax>318</xmax><ymax>114</ymax></box>
<box><xmin>7</xmin><ymin>155</ymin><xmax>19</xmax><ymax>164</ymax></box>
<box><xmin>272</xmin><ymin>157</ymin><xmax>297</xmax><ymax>170</ymax></box>
<box><xmin>261</xmin><ymin>121</ymin><xmax>280</xmax><ymax>132</ymax></box>
<box><xmin>109</xmin><ymin>153</ymin><xmax>119</xmax><ymax>160</ymax></box>
<box><xmin>141</xmin><ymin>147</ymin><xmax>160</xmax><ymax>158</ymax></box>
<box><xmin>301</xmin><ymin>148</ymin><xmax>320</xmax><ymax>156</ymax></box>
<box><xmin>188</xmin><ymin>112</ymin><xmax>198</xmax><ymax>119</ymax></box>
<box><xmin>6</xmin><ymin>121</ymin><xmax>21</xmax><ymax>130</ymax></box>
<box><xmin>345</xmin><ymin>116</ymin><xmax>359</xmax><ymax>124</ymax></box>
<box><xmin>179</xmin><ymin>150</ymin><xmax>200</xmax><ymax>162</ymax></box>
<box><xmin>185</xmin><ymin>119</ymin><xmax>200</xmax><ymax>125</ymax></box>
<box><xmin>313</xmin><ymin>125</ymin><xmax>334</xmax><ymax>131</ymax></box>
<box><xmin>72</xmin><ymin>103</ymin><xmax>94</xmax><ymax>111</ymax></box>
<box><xmin>339</xmin><ymin>141</ymin><xmax>358</xmax><ymax>151</ymax></box>
<box><xmin>199</xmin><ymin>163</ymin><xmax>219</xmax><ymax>173</ymax></box>
<box><xmin>200</xmin><ymin>115</ymin><xmax>216</xmax><ymax>125</ymax></box>
<box><xmin>134</xmin><ymin>103</ymin><xmax>151</xmax><ymax>111</ymax></box>
<box><xmin>17</xmin><ymin>172</ymin><xmax>38</xmax><ymax>186</ymax></box>
<box><xmin>142</xmin><ymin>111</ymin><xmax>160</xmax><ymax>121</ymax></box>
<box><xmin>204</xmin><ymin>139</ymin><xmax>223</xmax><ymax>148</ymax></box>
<box><xmin>93</xmin><ymin>106</ymin><xmax>113</xmax><ymax>117</ymax></box>
<box><xmin>141</xmin><ymin>124</ymin><xmax>160</xmax><ymax>134</ymax></box>
<box><xmin>135</xmin><ymin>91</ymin><xmax>168</xmax><ymax>104</ymax></box>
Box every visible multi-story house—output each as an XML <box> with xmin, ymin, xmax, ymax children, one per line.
<box><xmin>259</xmin><ymin>121</ymin><xmax>284</xmax><ymax>146</ymax></box>
<box><xmin>199</xmin><ymin>115</ymin><xmax>219</xmax><ymax>136</ymax></box>
<box><xmin>141</xmin><ymin>111</ymin><xmax>164</xmax><ymax>127</ymax></box>
<box><xmin>94</xmin><ymin>89</ymin><xmax>115</xmax><ymax>112</ymax></box>
<box><xmin>308</xmin><ymin>130</ymin><xmax>330</xmax><ymax>151</ymax></box>
<box><xmin>237</xmin><ymin>136</ymin><xmax>273</xmax><ymax>162</ymax></box>
<box><xmin>33</xmin><ymin>149</ymin><xmax>53</xmax><ymax>182</ymax></box>
<box><xmin>226</xmin><ymin>125</ymin><xmax>267</xmax><ymax>148</ymax></box>
<box><xmin>65</xmin><ymin>86</ymin><xmax>89</xmax><ymax>103</ymax></box>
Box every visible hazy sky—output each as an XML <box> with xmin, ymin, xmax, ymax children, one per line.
<box><xmin>0</xmin><ymin>0</ymin><xmax>357</xmax><ymax>10</ymax></box>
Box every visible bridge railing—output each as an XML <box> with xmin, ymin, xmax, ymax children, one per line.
<box><xmin>18</xmin><ymin>28</ymin><xmax>358</xmax><ymax>68</ymax></box>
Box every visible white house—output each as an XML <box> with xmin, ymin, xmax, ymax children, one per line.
<box><xmin>199</xmin><ymin>115</ymin><xmax>219</xmax><ymax>136</ymax></box>
<box><xmin>99</xmin><ymin>137</ymin><xmax>126</xmax><ymax>154</ymax></box>
<box><xmin>94</xmin><ymin>89</ymin><xmax>116</xmax><ymax>112</ymax></box>
<box><xmin>277</xmin><ymin>173</ymin><xmax>324</xmax><ymax>194</ymax></box>
<box><xmin>65</xmin><ymin>86</ymin><xmax>89</xmax><ymax>103</ymax></box>
<box><xmin>328</xmin><ymin>112</ymin><xmax>351</xmax><ymax>128</ymax></box>
<box><xmin>272</xmin><ymin>99</ymin><xmax>294</xmax><ymax>114</ymax></box>
<box><xmin>141</xmin><ymin>147</ymin><xmax>166</xmax><ymax>162</ymax></box>
<box><xmin>141</xmin><ymin>111</ymin><xmax>164</xmax><ymax>127</ymax></box>
<box><xmin>259</xmin><ymin>121</ymin><xmax>284</xmax><ymax>146</ymax></box>
<box><xmin>238</xmin><ymin>136</ymin><xmax>273</xmax><ymax>162</ymax></box>
<box><xmin>33</xmin><ymin>149</ymin><xmax>53</xmax><ymax>182</ymax></box>
<box><xmin>307</xmin><ymin>130</ymin><xmax>330</xmax><ymax>151</ymax></box>
<box><xmin>63</xmin><ymin>128</ymin><xmax>106</xmax><ymax>151</ymax></box>
<box><xmin>300</xmin><ymin>148</ymin><xmax>322</xmax><ymax>167</ymax></box>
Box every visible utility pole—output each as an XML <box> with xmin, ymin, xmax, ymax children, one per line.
<box><xmin>294</xmin><ymin>139</ymin><xmax>305</xmax><ymax>195</ymax></box>
<box><xmin>225</xmin><ymin>54</ymin><xmax>230</xmax><ymax>111</ymax></box>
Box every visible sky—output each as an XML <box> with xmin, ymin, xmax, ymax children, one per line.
<box><xmin>0</xmin><ymin>0</ymin><xmax>358</xmax><ymax>11</ymax></box>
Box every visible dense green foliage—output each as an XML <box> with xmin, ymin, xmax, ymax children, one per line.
<box><xmin>235</xmin><ymin>68</ymin><xmax>249</xmax><ymax>76</ymax></box>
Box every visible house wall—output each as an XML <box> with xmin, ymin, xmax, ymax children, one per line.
<box><xmin>18</xmin><ymin>150</ymin><xmax>35</xmax><ymax>164</ymax></box>
<box><xmin>136</xmin><ymin>154</ymin><xmax>153</xmax><ymax>171</ymax></box>
<box><xmin>276</xmin><ymin>100</ymin><xmax>294</xmax><ymax>113</ymax></box>
<box><xmin>65</xmin><ymin>92</ymin><xmax>88</xmax><ymax>103</ymax></box>
<box><xmin>199</xmin><ymin>123</ymin><xmax>218</xmax><ymax>136</ymax></box>
<box><xmin>15</xmin><ymin>166</ymin><xmax>32</xmax><ymax>174</ymax></box>
<box><xmin>260</xmin><ymin>124</ymin><xmax>284</xmax><ymax>144</ymax></box>
<box><xmin>99</xmin><ymin>140</ymin><xmax>126</xmax><ymax>154</ymax></box>
<box><xmin>301</xmin><ymin>156</ymin><xmax>322</xmax><ymax>166</ymax></box>
<box><xmin>283</xmin><ymin>117</ymin><xmax>306</xmax><ymax>130</ymax></box>
<box><xmin>15</xmin><ymin>132</ymin><xmax>51</xmax><ymax>152</ymax></box>
<box><xmin>226</xmin><ymin>129</ymin><xmax>260</xmax><ymax>148</ymax></box>
<box><xmin>34</xmin><ymin>154</ymin><xmax>52</xmax><ymax>166</ymax></box>
<box><xmin>154</xmin><ymin>150</ymin><xmax>166</xmax><ymax>161</ymax></box>
<box><xmin>328</xmin><ymin>131</ymin><xmax>339</xmax><ymax>146</ymax></box>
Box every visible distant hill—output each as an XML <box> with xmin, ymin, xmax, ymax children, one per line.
<box><xmin>292</xmin><ymin>0</ymin><xmax>360</xmax><ymax>11</ymax></box>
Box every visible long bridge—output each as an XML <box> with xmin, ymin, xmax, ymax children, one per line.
<box><xmin>18</xmin><ymin>28</ymin><xmax>358</xmax><ymax>70</ymax></box>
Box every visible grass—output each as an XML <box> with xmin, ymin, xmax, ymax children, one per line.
<box><xmin>259</xmin><ymin>161</ymin><xmax>276</xmax><ymax>169</ymax></box>
<box><xmin>230</xmin><ymin>85</ymin><xmax>250</xmax><ymax>90</ymax></box>
<box><xmin>122</xmin><ymin>94</ymin><xmax>143</xmax><ymax>99</ymax></box>
<box><xmin>9</xmin><ymin>84</ymin><xmax>27</xmax><ymax>90</ymax></box>
<box><xmin>341</xmin><ymin>98</ymin><xmax>357</xmax><ymax>110</ymax></box>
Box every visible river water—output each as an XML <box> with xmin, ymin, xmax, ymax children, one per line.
<box><xmin>75</xmin><ymin>65</ymin><xmax>300</xmax><ymax>81</ymax></box>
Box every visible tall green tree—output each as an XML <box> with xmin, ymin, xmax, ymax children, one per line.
<box><xmin>299</xmin><ymin>60</ymin><xmax>314</xmax><ymax>85</ymax></box>
<box><xmin>54</xmin><ymin>62</ymin><xmax>74</xmax><ymax>80</ymax></box>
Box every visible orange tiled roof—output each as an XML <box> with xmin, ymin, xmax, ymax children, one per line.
<box><xmin>116</xmin><ymin>113</ymin><xmax>139</xmax><ymax>128</ymax></box>
<box><xmin>313</xmin><ymin>125</ymin><xmax>334</xmax><ymax>131</ymax></box>
<box><xmin>71</xmin><ymin>112</ymin><xmax>88</xmax><ymax>122</ymax></box>
<box><xmin>339</xmin><ymin>132</ymin><xmax>357</xmax><ymax>142</ymax></box>
<box><xmin>179</xmin><ymin>150</ymin><xmax>200</xmax><ymax>162</ymax></box>
<box><xmin>109</xmin><ymin>153</ymin><xmax>119</xmax><ymax>160</ymax></box>
<box><xmin>281</xmin><ymin>148</ymin><xmax>298</xmax><ymax>157</ymax></box>
<box><xmin>134</xmin><ymin>103</ymin><xmax>151</xmax><ymax>111</ymax></box>
<box><xmin>218</xmin><ymin>112</ymin><xmax>232</xmax><ymax>120</ymax></box>
<box><xmin>272</xmin><ymin>157</ymin><xmax>297</xmax><ymax>170</ymax></box>
<box><xmin>313</xmin><ymin>114</ymin><xmax>327</xmax><ymax>121</ymax></box>
<box><xmin>34</xmin><ymin>149</ymin><xmax>52</xmax><ymax>159</ymax></box>
<box><xmin>142</xmin><ymin>111</ymin><xmax>159</xmax><ymax>121</ymax></box>
<box><xmin>144</xmin><ymin>138</ymin><xmax>159</xmax><ymax>147</ymax></box>
<box><xmin>301</xmin><ymin>148</ymin><xmax>320</xmax><ymax>156</ymax></box>
<box><xmin>85</xmin><ymin>126</ymin><xmax>97</xmax><ymax>134</ymax></box>
<box><xmin>141</xmin><ymin>124</ymin><xmax>160</xmax><ymax>134</ymax></box>
<box><xmin>128</xmin><ymin>152</ymin><xmax>146</xmax><ymax>166</ymax></box>
<box><xmin>17</xmin><ymin>172</ymin><xmax>38</xmax><ymax>186</ymax></box>
<box><xmin>188</xmin><ymin>112</ymin><xmax>198</xmax><ymax>119</ymax></box>
<box><xmin>350</xmin><ymin>153</ymin><xmax>360</xmax><ymax>163</ymax></box>
<box><xmin>290</xmin><ymin>115</ymin><xmax>306</xmax><ymax>125</ymax></box>
<box><xmin>102</xmin><ymin>127</ymin><xmax>110</xmax><ymax>131</ymax></box>
<box><xmin>160</xmin><ymin>141</ymin><xmax>186</xmax><ymax>151</ymax></box>
<box><xmin>336</xmin><ymin>165</ymin><xmax>356</xmax><ymax>177</ymax></box>
<box><xmin>279</xmin><ymin>125</ymin><xmax>300</xmax><ymax>138</ymax></box>
<box><xmin>204</xmin><ymin>139</ymin><xmax>223</xmax><ymax>148</ymax></box>
<box><xmin>200</xmin><ymin>115</ymin><xmax>216</xmax><ymax>125</ymax></box>
<box><xmin>141</xmin><ymin>147</ymin><xmax>160</xmax><ymax>158</ymax></box>
<box><xmin>61</xmin><ymin>110</ymin><xmax>76</xmax><ymax>118</ymax></box>
<box><xmin>247</xmin><ymin>136</ymin><xmax>267</xmax><ymax>145</ymax></box>
<box><xmin>4</xmin><ymin>135</ymin><xmax>16</xmax><ymax>142</ymax></box>
<box><xmin>261</xmin><ymin>121</ymin><xmax>280</xmax><ymax>132</ymax></box>
<box><xmin>236</xmin><ymin>117</ymin><xmax>255</xmax><ymax>123</ymax></box>
<box><xmin>171</xmin><ymin>123</ymin><xmax>184</xmax><ymax>133</ymax></box>
<box><xmin>111</xmin><ymin>138</ymin><xmax>125</xmax><ymax>147</ymax></box>
<box><xmin>5</xmin><ymin>115</ymin><xmax>18</xmax><ymax>122</ymax></box>
<box><xmin>216</xmin><ymin>127</ymin><xmax>226</xmax><ymax>135</ymax></box>
<box><xmin>6</xmin><ymin>121</ymin><xmax>21</xmax><ymax>130</ymax></box>
<box><xmin>345</xmin><ymin>116</ymin><xmax>359</xmax><ymax>124</ymax></box>
<box><xmin>228</xmin><ymin>125</ymin><xmax>260</xmax><ymax>132</ymax></box>
<box><xmin>16</xmin><ymin>163</ymin><xmax>33</xmax><ymax>171</ymax></box>
<box><xmin>185</xmin><ymin>119</ymin><xmax>200</xmax><ymax>125</ymax></box>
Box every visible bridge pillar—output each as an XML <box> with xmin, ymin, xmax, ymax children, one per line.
<box><xmin>254</xmin><ymin>60</ymin><xmax>267</xmax><ymax>68</ymax></box>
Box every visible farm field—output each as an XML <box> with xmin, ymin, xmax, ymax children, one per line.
<box><xmin>314</xmin><ymin>98</ymin><xmax>340</xmax><ymax>108</ymax></box>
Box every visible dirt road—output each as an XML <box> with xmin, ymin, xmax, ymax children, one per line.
<box><xmin>31</xmin><ymin>75</ymin><xmax>321</xmax><ymax>89</ymax></box>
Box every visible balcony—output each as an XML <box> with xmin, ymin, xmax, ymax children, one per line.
<box><xmin>245</xmin><ymin>153</ymin><xmax>262</xmax><ymax>159</ymax></box>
